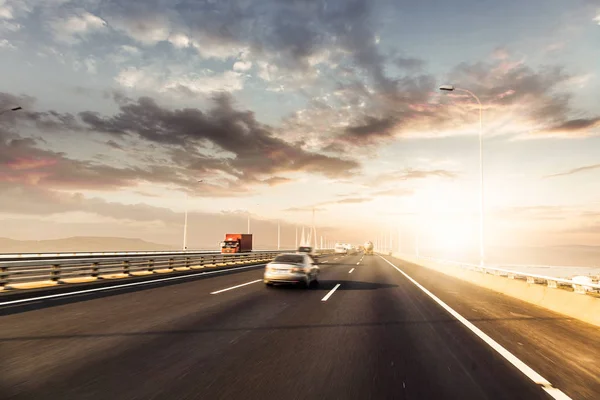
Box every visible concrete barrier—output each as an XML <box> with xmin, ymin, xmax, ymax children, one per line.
<box><xmin>394</xmin><ymin>254</ymin><xmax>600</xmax><ymax>328</ymax></box>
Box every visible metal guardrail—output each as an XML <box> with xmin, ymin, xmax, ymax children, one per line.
<box><xmin>0</xmin><ymin>249</ymin><xmax>334</xmax><ymax>290</ymax></box>
<box><xmin>0</xmin><ymin>249</ymin><xmax>288</xmax><ymax>260</ymax></box>
<box><xmin>0</xmin><ymin>251</ymin><xmax>285</xmax><ymax>290</ymax></box>
<box><xmin>414</xmin><ymin>255</ymin><xmax>600</xmax><ymax>295</ymax></box>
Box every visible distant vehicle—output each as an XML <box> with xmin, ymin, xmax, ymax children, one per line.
<box><xmin>221</xmin><ymin>233</ymin><xmax>253</xmax><ymax>254</ymax></box>
<box><xmin>334</xmin><ymin>243</ymin><xmax>347</xmax><ymax>254</ymax></box>
<box><xmin>264</xmin><ymin>253</ymin><xmax>320</xmax><ymax>287</ymax></box>
<box><xmin>297</xmin><ymin>246</ymin><xmax>318</xmax><ymax>262</ymax></box>
<box><xmin>364</xmin><ymin>241</ymin><xmax>374</xmax><ymax>255</ymax></box>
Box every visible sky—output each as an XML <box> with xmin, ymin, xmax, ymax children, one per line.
<box><xmin>0</xmin><ymin>0</ymin><xmax>599</xmax><ymax>256</ymax></box>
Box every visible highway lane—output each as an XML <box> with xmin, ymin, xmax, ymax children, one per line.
<box><xmin>0</xmin><ymin>252</ymin><xmax>595</xmax><ymax>399</ymax></box>
<box><xmin>382</xmin><ymin>254</ymin><xmax>600</xmax><ymax>400</ymax></box>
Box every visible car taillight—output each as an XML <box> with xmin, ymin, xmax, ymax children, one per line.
<box><xmin>291</xmin><ymin>267</ymin><xmax>306</xmax><ymax>273</ymax></box>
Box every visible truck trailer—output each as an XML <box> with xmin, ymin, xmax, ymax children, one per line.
<box><xmin>221</xmin><ymin>234</ymin><xmax>253</xmax><ymax>254</ymax></box>
<box><xmin>364</xmin><ymin>241</ymin><xmax>374</xmax><ymax>255</ymax></box>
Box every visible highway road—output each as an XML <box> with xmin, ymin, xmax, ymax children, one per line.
<box><xmin>1</xmin><ymin>252</ymin><xmax>599</xmax><ymax>399</ymax></box>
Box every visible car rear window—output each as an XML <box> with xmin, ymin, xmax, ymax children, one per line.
<box><xmin>274</xmin><ymin>254</ymin><xmax>305</xmax><ymax>264</ymax></box>
<box><xmin>298</xmin><ymin>247</ymin><xmax>312</xmax><ymax>253</ymax></box>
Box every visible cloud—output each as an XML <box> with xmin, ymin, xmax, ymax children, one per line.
<box><xmin>0</xmin><ymin>3</ymin><xmax>13</xmax><ymax>19</ymax></box>
<box><xmin>372</xmin><ymin>188</ymin><xmax>414</xmax><ymax>197</ymax></box>
<box><xmin>544</xmin><ymin>117</ymin><xmax>600</xmax><ymax>135</ymax></box>
<box><xmin>233</xmin><ymin>61</ymin><xmax>252</xmax><ymax>72</ymax></box>
<box><xmin>491</xmin><ymin>47</ymin><xmax>510</xmax><ymax>60</ymax></box>
<box><xmin>48</xmin><ymin>11</ymin><xmax>107</xmax><ymax>43</ymax></box>
<box><xmin>283</xmin><ymin>196</ymin><xmax>372</xmax><ymax>212</ymax></box>
<box><xmin>0</xmin><ymin>38</ymin><xmax>15</xmax><ymax>49</ymax></box>
<box><xmin>2</xmin><ymin>90</ymin><xmax>359</xmax><ymax>192</ymax></box>
<box><xmin>78</xmin><ymin>92</ymin><xmax>360</xmax><ymax>182</ymax></box>
<box><xmin>334</xmin><ymin>197</ymin><xmax>372</xmax><ymax>204</ymax></box>
<box><xmin>115</xmin><ymin>67</ymin><xmax>246</xmax><ymax>96</ymax></box>
<box><xmin>261</xmin><ymin>176</ymin><xmax>292</xmax><ymax>186</ymax></box>
<box><xmin>544</xmin><ymin>164</ymin><xmax>600</xmax><ymax>179</ymax></box>
<box><xmin>394</xmin><ymin>56</ymin><xmax>425</xmax><ymax>72</ymax></box>
<box><xmin>369</xmin><ymin>169</ymin><xmax>458</xmax><ymax>187</ymax></box>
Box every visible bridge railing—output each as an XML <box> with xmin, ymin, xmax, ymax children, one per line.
<box><xmin>0</xmin><ymin>249</ymin><xmax>290</xmax><ymax>261</ymax></box>
<box><xmin>409</xmin><ymin>255</ymin><xmax>600</xmax><ymax>295</ymax></box>
<box><xmin>0</xmin><ymin>248</ymin><xmax>334</xmax><ymax>290</ymax></box>
<box><xmin>0</xmin><ymin>251</ymin><xmax>283</xmax><ymax>290</ymax></box>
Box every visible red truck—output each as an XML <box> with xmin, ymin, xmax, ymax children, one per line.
<box><xmin>221</xmin><ymin>233</ymin><xmax>253</xmax><ymax>254</ymax></box>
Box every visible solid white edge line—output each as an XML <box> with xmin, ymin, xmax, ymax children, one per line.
<box><xmin>0</xmin><ymin>264</ymin><xmax>266</xmax><ymax>306</ymax></box>
<box><xmin>349</xmin><ymin>268</ymin><xmax>355</xmax><ymax>274</ymax></box>
<box><xmin>321</xmin><ymin>283</ymin><xmax>341</xmax><ymax>302</ymax></box>
<box><xmin>378</xmin><ymin>256</ymin><xmax>572</xmax><ymax>400</ymax></box>
<box><xmin>210</xmin><ymin>279</ymin><xmax>262</xmax><ymax>294</ymax></box>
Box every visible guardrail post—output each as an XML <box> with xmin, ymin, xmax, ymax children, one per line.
<box><xmin>91</xmin><ymin>262</ymin><xmax>99</xmax><ymax>277</ymax></box>
<box><xmin>526</xmin><ymin>276</ymin><xmax>535</xmax><ymax>284</ymax></box>
<box><xmin>169</xmin><ymin>258</ymin><xmax>174</xmax><ymax>269</ymax></box>
<box><xmin>122</xmin><ymin>260</ymin><xmax>130</xmax><ymax>275</ymax></box>
<box><xmin>508</xmin><ymin>273</ymin><xmax>515</xmax><ymax>279</ymax></box>
<box><xmin>148</xmin><ymin>259</ymin><xmax>154</xmax><ymax>273</ymax></box>
<box><xmin>185</xmin><ymin>257</ymin><xmax>190</xmax><ymax>268</ymax></box>
<box><xmin>573</xmin><ymin>284</ymin><xmax>586</xmax><ymax>294</ymax></box>
<box><xmin>547</xmin><ymin>280</ymin><xmax>557</xmax><ymax>289</ymax></box>
<box><xmin>0</xmin><ymin>265</ymin><xmax>7</xmax><ymax>289</ymax></box>
<box><xmin>51</xmin><ymin>264</ymin><xmax>61</xmax><ymax>282</ymax></box>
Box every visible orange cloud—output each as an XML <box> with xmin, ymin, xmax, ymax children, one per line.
<box><xmin>5</xmin><ymin>157</ymin><xmax>58</xmax><ymax>171</ymax></box>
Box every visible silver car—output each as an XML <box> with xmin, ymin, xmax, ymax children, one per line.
<box><xmin>264</xmin><ymin>253</ymin><xmax>320</xmax><ymax>288</ymax></box>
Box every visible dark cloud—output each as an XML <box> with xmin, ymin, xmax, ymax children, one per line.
<box><xmin>105</xmin><ymin>140</ymin><xmax>124</xmax><ymax>150</ymax></box>
<box><xmin>343</xmin><ymin>116</ymin><xmax>397</xmax><ymax>142</ymax></box>
<box><xmin>1</xmin><ymin>90</ymin><xmax>359</xmax><ymax>195</ymax></box>
<box><xmin>79</xmin><ymin>93</ymin><xmax>359</xmax><ymax>181</ymax></box>
<box><xmin>544</xmin><ymin>164</ymin><xmax>600</xmax><ymax>179</ymax></box>
<box><xmin>546</xmin><ymin>118</ymin><xmax>600</xmax><ymax>133</ymax></box>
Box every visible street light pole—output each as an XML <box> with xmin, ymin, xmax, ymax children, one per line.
<box><xmin>440</xmin><ymin>85</ymin><xmax>484</xmax><ymax>266</ymax></box>
<box><xmin>183</xmin><ymin>193</ymin><xmax>189</xmax><ymax>250</ymax></box>
<box><xmin>182</xmin><ymin>180</ymin><xmax>203</xmax><ymax>251</ymax></box>
<box><xmin>277</xmin><ymin>220</ymin><xmax>281</xmax><ymax>250</ymax></box>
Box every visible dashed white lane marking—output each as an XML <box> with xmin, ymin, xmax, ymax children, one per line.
<box><xmin>322</xmin><ymin>260</ymin><xmax>328</xmax><ymax>263</ymax></box>
<box><xmin>0</xmin><ymin>264</ymin><xmax>267</xmax><ymax>306</ymax></box>
<box><xmin>321</xmin><ymin>283</ymin><xmax>341</xmax><ymax>302</ymax></box>
<box><xmin>210</xmin><ymin>279</ymin><xmax>262</xmax><ymax>294</ymax></box>
<box><xmin>356</xmin><ymin>261</ymin><xmax>360</xmax><ymax>265</ymax></box>
<box><xmin>378</xmin><ymin>256</ymin><xmax>572</xmax><ymax>400</ymax></box>
<box><xmin>349</xmin><ymin>268</ymin><xmax>355</xmax><ymax>274</ymax></box>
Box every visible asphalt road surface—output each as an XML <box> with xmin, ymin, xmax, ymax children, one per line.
<box><xmin>1</xmin><ymin>252</ymin><xmax>599</xmax><ymax>399</ymax></box>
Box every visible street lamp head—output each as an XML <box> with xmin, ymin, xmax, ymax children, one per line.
<box><xmin>439</xmin><ymin>85</ymin><xmax>455</xmax><ymax>92</ymax></box>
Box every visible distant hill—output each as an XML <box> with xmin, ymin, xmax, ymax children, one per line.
<box><xmin>0</xmin><ymin>237</ymin><xmax>178</xmax><ymax>254</ymax></box>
